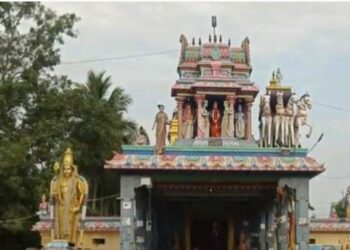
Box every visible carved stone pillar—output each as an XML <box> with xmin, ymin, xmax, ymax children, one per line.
<box><xmin>245</xmin><ymin>99</ymin><xmax>253</xmax><ymax>140</ymax></box>
<box><xmin>195</xmin><ymin>94</ymin><xmax>205</xmax><ymax>137</ymax></box>
<box><xmin>227</xmin><ymin>95</ymin><xmax>236</xmax><ymax>137</ymax></box>
<box><xmin>176</xmin><ymin>97</ymin><xmax>185</xmax><ymax>139</ymax></box>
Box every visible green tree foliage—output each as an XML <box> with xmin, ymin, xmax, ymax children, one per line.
<box><xmin>333</xmin><ymin>197</ymin><xmax>347</xmax><ymax>218</ymax></box>
<box><xmin>0</xmin><ymin>3</ymin><xmax>137</xmax><ymax>249</ymax></box>
<box><xmin>0</xmin><ymin>2</ymin><xmax>79</xmax><ymax>249</ymax></box>
<box><xmin>72</xmin><ymin>70</ymin><xmax>137</xmax><ymax>215</ymax></box>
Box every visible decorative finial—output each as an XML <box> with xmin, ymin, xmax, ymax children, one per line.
<box><xmin>276</xmin><ymin>68</ymin><xmax>283</xmax><ymax>84</ymax></box>
<box><xmin>192</xmin><ymin>37</ymin><xmax>195</xmax><ymax>45</ymax></box>
<box><xmin>209</xmin><ymin>34</ymin><xmax>212</xmax><ymax>42</ymax></box>
<box><xmin>269</xmin><ymin>71</ymin><xmax>278</xmax><ymax>86</ymax></box>
<box><xmin>63</xmin><ymin>147</ymin><xmax>74</xmax><ymax>166</ymax></box>
<box><xmin>219</xmin><ymin>35</ymin><xmax>222</xmax><ymax>43</ymax></box>
<box><xmin>199</xmin><ymin>37</ymin><xmax>202</xmax><ymax>45</ymax></box>
<box><xmin>212</xmin><ymin>16</ymin><xmax>217</xmax><ymax>28</ymax></box>
<box><xmin>211</xmin><ymin>16</ymin><xmax>217</xmax><ymax>43</ymax></box>
<box><xmin>228</xmin><ymin>39</ymin><xmax>231</xmax><ymax>46</ymax></box>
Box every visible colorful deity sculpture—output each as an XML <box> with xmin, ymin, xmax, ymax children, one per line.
<box><xmin>294</xmin><ymin>92</ymin><xmax>312</xmax><ymax>147</ymax></box>
<box><xmin>152</xmin><ymin>103</ymin><xmax>169</xmax><ymax>154</ymax></box>
<box><xmin>274</xmin><ymin>91</ymin><xmax>285</xmax><ymax>146</ymax></box>
<box><xmin>259</xmin><ymin>92</ymin><xmax>272</xmax><ymax>147</ymax></box>
<box><xmin>182</xmin><ymin>103</ymin><xmax>194</xmax><ymax>139</ymax></box>
<box><xmin>135</xmin><ymin>126</ymin><xmax>150</xmax><ymax>145</ymax></box>
<box><xmin>197</xmin><ymin>99</ymin><xmax>210</xmax><ymax>138</ymax></box>
<box><xmin>221</xmin><ymin>100</ymin><xmax>234</xmax><ymax>137</ymax></box>
<box><xmin>284</xmin><ymin>93</ymin><xmax>298</xmax><ymax>147</ymax></box>
<box><xmin>210</xmin><ymin>101</ymin><xmax>221</xmax><ymax>137</ymax></box>
<box><xmin>168</xmin><ymin>109</ymin><xmax>179</xmax><ymax>144</ymax></box>
<box><xmin>50</xmin><ymin>148</ymin><xmax>88</xmax><ymax>246</ymax></box>
<box><xmin>235</xmin><ymin>104</ymin><xmax>246</xmax><ymax>139</ymax></box>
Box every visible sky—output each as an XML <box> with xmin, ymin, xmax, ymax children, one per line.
<box><xmin>45</xmin><ymin>2</ymin><xmax>350</xmax><ymax>218</ymax></box>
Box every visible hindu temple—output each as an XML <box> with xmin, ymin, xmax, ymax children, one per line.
<box><xmin>32</xmin><ymin>17</ymin><xmax>327</xmax><ymax>250</ymax></box>
<box><xmin>104</xmin><ymin>17</ymin><xmax>324</xmax><ymax>250</ymax></box>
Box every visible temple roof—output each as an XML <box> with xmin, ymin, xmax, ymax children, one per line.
<box><xmin>104</xmin><ymin>145</ymin><xmax>324</xmax><ymax>174</ymax></box>
<box><xmin>310</xmin><ymin>218</ymin><xmax>350</xmax><ymax>233</ymax></box>
<box><xmin>173</xmin><ymin>34</ymin><xmax>257</xmax><ymax>97</ymax></box>
<box><xmin>178</xmin><ymin>37</ymin><xmax>251</xmax><ymax>66</ymax></box>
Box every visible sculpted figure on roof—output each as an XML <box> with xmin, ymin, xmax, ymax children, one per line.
<box><xmin>235</xmin><ymin>104</ymin><xmax>246</xmax><ymax>139</ymax></box>
<box><xmin>221</xmin><ymin>100</ymin><xmax>234</xmax><ymax>137</ymax></box>
<box><xmin>198</xmin><ymin>99</ymin><xmax>209</xmax><ymax>138</ymax></box>
<box><xmin>210</xmin><ymin>101</ymin><xmax>221</xmax><ymax>137</ymax></box>
<box><xmin>182</xmin><ymin>103</ymin><xmax>194</xmax><ymax>139</ymax></box>
<box><xmin>152</xmin><ymin>103</ymin><xmax>169</xmax><ymax>154</ymax></box>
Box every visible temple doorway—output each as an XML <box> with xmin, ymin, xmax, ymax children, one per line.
<box><xmin>191</xmin><ymin>219</ymin><xmax>227</xmax><ymax>250</ymax></box>
<box><xmin>152</xmin><ymin>182</ymin><xmax>277</xmax><ymax>250</ymax></box>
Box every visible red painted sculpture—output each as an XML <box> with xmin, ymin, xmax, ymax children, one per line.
<box><xmin>210</xmin><ymin>101</ymin><xmax>221</xmax><ymax>137</ymax></box>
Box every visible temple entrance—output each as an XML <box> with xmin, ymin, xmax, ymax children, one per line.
<box><xmin>191</xmin><ymin>219</ymin><xmax>227</xmax><ymax>250</ymax></box>
<box><xmin>152</xmin><ymin>182</ymin><xmax>277</xmax><ymax>250</ymax></box>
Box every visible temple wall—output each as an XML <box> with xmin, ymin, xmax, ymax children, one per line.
<box><xmin>310</xmin><ymin>232</ymin><xmax>344</xmax><ymax>245</ymax></box>
<box><xmin>39</xmin><ymin>231</ymin><xmax>120</xmax><ymax>250</ymax></box>
<box><xmin>310</xmin><ymin>232</ymin><xmax>349</xmax><ymax>248</ymax></box>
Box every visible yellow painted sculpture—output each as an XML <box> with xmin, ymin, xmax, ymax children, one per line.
<box><xmin>50</xmin><ymin>147</ymin><xmax>88</xmax><ymax>247</ymax></box>
<box><xmin>168</xmin><ymin>109</ymin><xmax>179</xmax><ymax>145</ymax></box>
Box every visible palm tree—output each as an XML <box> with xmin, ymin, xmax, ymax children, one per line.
<box><xmin>75</xmin><ymin>70</ymin><xmax>137</xmax><ymax>214</ymax></box>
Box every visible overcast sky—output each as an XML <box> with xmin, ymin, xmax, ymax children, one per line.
<box><xmin>46</xmin><ymin>2</ymin><xmax>350</xmax><ymax>218</ymax></box>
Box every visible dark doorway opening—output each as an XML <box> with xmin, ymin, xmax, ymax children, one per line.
<box><xmin>191</xmin><ymin>219</ymin><xmax>227</xmax><ymax>250</ymax></box>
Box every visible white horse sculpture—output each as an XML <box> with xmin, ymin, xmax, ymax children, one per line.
<box><xmin>284</xmin><ymin>93</ymin><xmax>298</xmax><ymax>147</ymax></box>
<box><xmin>259</xmin><ymin>93</ymin><xmax>272</xmax><ymax>147</ymax></box>
<box><xmin>274</xmin><ymin>91</ymin><xmax>285</xmax><ymax>147</ymax></box>
<box><xmin>294</xmin><ymin>92</ymin><xmax>312</xmax><ymax>147</ymax></box>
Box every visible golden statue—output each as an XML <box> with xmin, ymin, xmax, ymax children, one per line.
<box><xmin>50</xmin><ymin>147</ymin><xmax>89</xmax><ymax>247</ymax></box>
<box><xmin>168</xmin><ymin>108</ymin><xmax>179</xmax><ymax>145</ymax></box>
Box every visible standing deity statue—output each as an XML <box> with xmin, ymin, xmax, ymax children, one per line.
<box><xmin>235</xmin><ymin>104</ymin><xmax>246</xmax><ymax>139</ymax></box>
<box><xmin>274</xmin><ymin>91</ymin><xmax>285</xmax><ymax>146</ymax></box>
<box><xmin>50</xmin><ymin>148</ymin><xmax>88</xmax><ymax>247</ymax></box>
<box><xmin>152</xmin><ymin>103</ymin><xmax>169</xmax><ymax>154</ymax></box>
<box><xmin>198</xmin><ymin>99</ymin><xmax>209</xmax><ymax>138</ymax></box>
<box><xmin>259</xmin><ymin>93</ymin><xmax>272</xmax><ymax>147</ymax></box>
<box><xmin>276</xmin><ymin>68</ymin><xmax>283</xmax><ymax>85</ymax></box>
<box><xmin>181</xmin><ymin>103</ymin><xmax>194</xmax><ymax>139</ymax></box>
<box><xmin>221</xmin><ymin>100</ymin><xmax>234</xmax><ymax>137</ymax></box>
<box><xmin>210</xmin><ymin>101</ymin><xmax>221</xmax><ymax>137</ymax></box>
<box><xmin>284</xmin><ymin>93</ymin><xmax>298</xmax><ymax>147</ymax></box>
<box><xmin>294</xmin><ymin>92</ymin><xmax>312</xmax><ymax>147</ymax></box>
<box><xmin>168</xmin><ymin>109</ymin><xmax>179</xmax><ymax>144</ymax></box>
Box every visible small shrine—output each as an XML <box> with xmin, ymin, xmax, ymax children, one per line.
<box><xmin>105</xmin><ymin>17</ymin><xmax>324</xmax><ymax>250</ymax></box>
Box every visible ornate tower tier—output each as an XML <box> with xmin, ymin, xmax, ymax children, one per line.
<box><xmin>170</xmin><ymin>31</ymin><xmax>259</xmax><ymax>145</ymax></box>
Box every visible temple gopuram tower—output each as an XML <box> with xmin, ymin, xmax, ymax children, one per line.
<box><xmin>106</xmin><ymin>17</ymin><xmax>324</xmax><ymax>250</ymax></box>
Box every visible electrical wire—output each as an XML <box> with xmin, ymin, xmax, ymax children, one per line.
<box><xmin>314</xmin><ymin>101</ymin><xmax>350</xmax><ymax>113</ymax></box>
<box><xmin>319</xmin><ymin>176</ymin><xmax>350</xmax><ymax>180</ymax></box>
<box><xmin>0</xmin><ymin>193</ymin><xmax>121</xmax><ymax>223</ymax></box>
<box><xmin>86</xmin><ymin>193</ymin><xmax>120</xmax><ymax>202</ymax></box>
<box><xmin>60</xmin><ymin>49</ymin><xmax>179</xmax><ymax>65</ymax></box>
<box><xmin>0</xmin><ymin>214</ymin><xmax>38</xmax><ymax>224</ymax></box>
